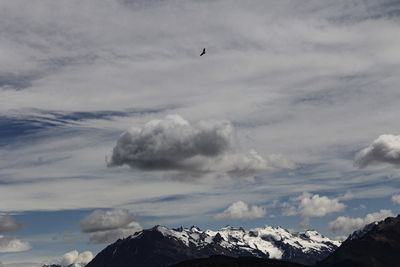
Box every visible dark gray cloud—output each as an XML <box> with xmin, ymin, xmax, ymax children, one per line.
<box><xmin>108</xmin><ymin>114</ymin><xmax>233</xmax><ymax>170</ymax></box>
<box><xmin>108</xmin><ymin>115</ymin><xmax>293</xmax><ymax>178</ymax></box>
<box><xmin>355</xmin><ymin>135</ymin><xmax>400</xmax><ymax>168</ymax></box>
<box><xmin>0</xmin><ymin>215</ymin><xmax>23</xmax><ymax>234</ymax></box>
<box><xmin>80</xmin><ymin>209</ymin><xmax>142</xmax><ymax>244</ymax></box>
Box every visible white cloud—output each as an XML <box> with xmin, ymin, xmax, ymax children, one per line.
<box><xmin>0</xmin><ymin>235</ymin><xmax>31</xmax><ymax>253</ymax></box>
<box><xmin>329</xmin><ymin>209</ymin><xmax>394</xmax><ymax>233</ymax></box>
<box><xmin>58</xmin><ymin>250</ymin><xmax>93</xmax><ymax>267</ymax></box>
<box><xmin>80</xmin><ymin>209</ymin><xmax>142</xmax><ymax>244</ymax></box>
<box><xmin>392</xmin><ymin>194</ymin><xmax>400</xmax><ymax>204</ymax></box>
<box><xmin>283</xmin><ymin>193</ymin><xmax>345</xmax><ymax>219</ymax></box>
<box><xmin>298</xmin><ymin>193</ymin><xmax>346</xmax><ymax>217</ymax></box>
<box><xmin>355</xmin><ymin>134</ymin><xmax>400</xmax><ymax>168</ymax></box>
<box><xmin>108</xmin><ymin>115</ymin><xmax>293</xmax><ymax>179</ymax></box>
<box><xmin>214</xmin><ymin>201</ymin><xmax>266</xmax><ymax>220</ymax></box>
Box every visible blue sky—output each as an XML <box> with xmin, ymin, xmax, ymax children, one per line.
<box><xmin>1</xmin><ymin>0</ymin><xmax>400</xmax><ymax>266</ymax></box>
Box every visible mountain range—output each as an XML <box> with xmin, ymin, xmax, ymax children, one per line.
<box><xmin>45</xmin><ymin>215</ymin><xmax>400</xmax><ymax>267</ymax></box>
<box><xmin>85</xmin><ymin>225</ymin><xmax>340</xmax><ymax>267</ymax></box>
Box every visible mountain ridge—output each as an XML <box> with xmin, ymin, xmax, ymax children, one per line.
<box><xmin>85</xmin><ymin>224</ymin><xmax>340</xmax><ymax>267</ymax></box>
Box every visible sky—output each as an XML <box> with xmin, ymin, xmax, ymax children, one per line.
<box><xmin>1</xmin><ymin>0</ymin><xmax>400</xmax><ymax>266</ymax></box>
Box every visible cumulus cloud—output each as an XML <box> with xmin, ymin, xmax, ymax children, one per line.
<box><xmin>0</xmin><ymin>215</ymin><xmax>30</xmax><ymax>253</ymax></box>
<box><xmin>392</xmin><ymin>194</ymin><xmax>400</xmax><ymax>204</ymax></box>
<box><xmin>108</xmin><ymin>115</ymin><xmax>293</xmax><ymax>179</ymax></box>
<box><xmin>80</xmin><ymin>209</ymin><xmax>142</xmax><ymax>244</ymax></box>
<box><xmin>0</xmin><ymin>235</ymin><xmax>31</xmax><ymax>253</ymax></box>
<box><xmin>355</xmin><ymin>134</ymin><xmax>400</xmax><ymax>168</ymax></box>
<box><xmin>57</xmin><ymin>250</ymin><xmax>93</xmax><ymax>267</ymax></box>
<box><xmin>283</xmin><ymin>193</ymin><xmax>345</xmax><ymax>218</ymax></box>
<box><xmin>0</xmin><ymin>215</ymin><xmax>23</xmax><ymax>234</ymax></box>
<box><xmin>329</xmin><ymin>209</ymin><xmax>394</xmax><ymax>234</ymax></box>
<box><xmin>297</xmin><ymin>193</ymin><xmax>346</xmax><ymax>217</ymax></box>
<box><xmin>214</xmin><ymin>200</ymin><xmax>266</xmax><ymax>220</ymax></box>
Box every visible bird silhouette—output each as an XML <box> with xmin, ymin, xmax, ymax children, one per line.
<box><xmin>200</xmin><ymin>48</ymin><xmax>206</xmax><ymax>56</ymax></box>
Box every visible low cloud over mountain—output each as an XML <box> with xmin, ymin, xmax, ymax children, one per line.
<box><xmin>80</xmin><ymin>209</ymin><xmax>142</xmax><ymax>244</ymax></box>
<box><xmin>108</xmin><ymin>115</ymin><xmax>293</xmax><ymax>179</ymax></box>
<box><xmin>328</xmin><ymin>209</ymin><xmax>394</xmax><ymax>234</ymax></box>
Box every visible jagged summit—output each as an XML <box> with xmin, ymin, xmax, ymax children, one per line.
<box><xmin>86</xmin><ymin>224</ymin><xmax>340</xmax><ymax>267</ymax></box>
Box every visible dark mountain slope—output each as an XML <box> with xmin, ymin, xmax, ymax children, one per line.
<box><xmin>318</xmin><ymin>215</ymin><xmax>400</xmax><ymax>267</ymax></box>
<box><xmin>171</xmin><ymin>255</ymin><xmax>306</xmax><ymax>267</ymax></box>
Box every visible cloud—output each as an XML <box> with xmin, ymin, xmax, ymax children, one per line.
<box><xmin>355</xmin><ymin>134</ymin><xmax>400</xmax><ymax>168</ymax></box>
<box><xmin>80</xmin><ymin>209</ymin><xmax>142</xmax><ymax>244</ymax></box>
<box><xmin>108</xmin><ymin>115</ymin><xmax>293</xmax><ymax>179</ymax></box>
<box><xmin>297</xmin><ymin>193</ymin><xmax>346</xmax><ymax>217</ymax></box>
<box><xmin>392</xmin><ymin>194</ymin><xmax>400</xmax><ymax>204</ymax></box>
<box><xmin>329</xmin><ymin>209</ymin><xmax>394</xmax><ymax>233</ymax></box>
<box><xmin>0</xmin><ymin>215</ymin><xmax>30</xmax><ymax>253</ymax></box>
<box><xmin>214</xmin><ymin>200</ymin><xmax>266</xmax><ymax>220</ymax></box>
<box><xmin>0</xmin><ymin>235</ymin><xmax>31</xmax><ymax>253</ymax></box>
<box><xmin>0</xmin><ymin>215</ymin><xmax>23</xmax><ymax>234</ymax></box>
<box><xmin>57</xmin><ymin>250</ymin><xmax>93</xmax><ymax>267</ymax></box>
<box><xmin>283</xmin><ymin>193</ymin><xmax>345</xmax><ymax>219</ymax></box>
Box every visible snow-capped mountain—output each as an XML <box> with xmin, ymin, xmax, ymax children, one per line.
<box><xmin>86</xmin><ymin>225</ymin><xmax>340</xmax><ymax>267</ymax></box>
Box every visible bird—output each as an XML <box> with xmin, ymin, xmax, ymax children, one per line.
<box><xmin>200</xmin><ymin>48</ymin><xmax>206</xmax><ymax>56</ymax></box>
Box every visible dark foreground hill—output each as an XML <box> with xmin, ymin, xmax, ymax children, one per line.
<box><xmin>318</xmin><ymin>214</ymin><xmax>400</xmax><ymax>267</ymax></box>
<box><xmin>171</xmin><ymin>255</ymin><xmax>306</xmax><ymax>267</ymax></box>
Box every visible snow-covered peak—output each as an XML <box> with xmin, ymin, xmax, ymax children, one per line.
<box><xmin>148</xmin><ymin>224</ymin><xmax>340</xmax><ymax>261</ymax></box>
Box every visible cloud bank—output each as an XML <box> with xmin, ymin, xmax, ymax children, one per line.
<box><xmin>214</xmin><ymin>201</ymin><xmax>266</xmax><ymax>220</ymax></box>
<box><xmin>57</xmin><ymin>250</ymin><xmax>93</xmax><ymax>267</ymax></box>
<box><xmin>80</xmin><ymin>209</ymin><xmax>142</xmax><ymax>244</ymax></box>
<box><xmin>355</xmin><ymin>134</ymin><xmax>400</xmax><ymax>168</ymax></box>
<box><xmin>108</xmin><ymin>115</ymin><xmax>293</xmax><ymax>179</ymax></box>
<box><xmin>329</xmin><ymin>209</ymin><xmax>394</xmax><ymax>234</ymax></box>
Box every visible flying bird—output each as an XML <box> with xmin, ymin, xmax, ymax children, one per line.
<box><xmin>200</xmin><ymin>48</ymin><xmax>206</xmax><ymax>56</ymax></box>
